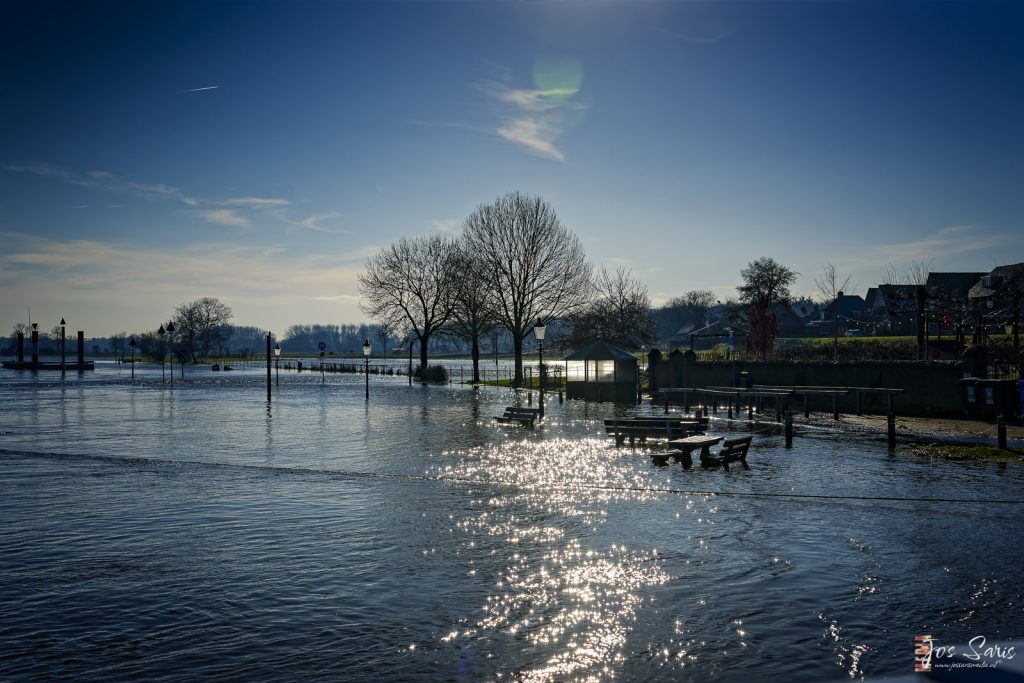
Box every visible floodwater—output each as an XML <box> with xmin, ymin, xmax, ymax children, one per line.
<box><xmin>1</xmin><ymin>362</ymin><xmax>1021</xmax><ymax>681</ymax></box>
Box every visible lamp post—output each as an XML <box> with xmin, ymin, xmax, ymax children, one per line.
<box><xmin>534</xmin><ymin>319</ymin><xmax>546</xmax><ymax>418</ymax></box>
<box><xmin>275</xmin><ymin>342</ymin><xmax>281</xmax><ymax>387</ymax></box>
<box><xmin>129</xmin><ymin>336</ymin><xmax>136</xmax><ymax>379</ymax></box>
<box><xmin>362</xmin><ymin>338</ymin><xmax>372</xmax><ymax>400</ymax></box>
<box><xmin>60</xmin><ymin>317</ymin><xmax>66</xmax><ymax>379</ymax></box>
<box><xmin>158</xmin><ymin>324</ymin><xmax>166</xmax><ymax>381</ymax></box>
<box><xmin>166</xmin><ymin>321</ymin><xmax>176</xmax><ymax>387</ymax></box>
<box><xmin>833</xmin><ymin>290</ymin><xmax>843</xmax><ymax>362</ymax></box>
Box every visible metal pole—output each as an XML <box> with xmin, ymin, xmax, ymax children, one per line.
<box><xmin>130</xmin><ymin>344</ymin><xmax>135</xmax><ymax>379</ymax></box>
<box><xmin>61</xmin><ymin>323</ymin><xmax>66</xmax><ymax>379</ymax></box>
<box><xmin>538</xmin><ymin>341</ymin><xmax>544</xmax><ymax>418</ymax></box>
<box><xmin>365</xmin><ymin>355</ymin><xmax>370</xmax><ymax>401</ymax></box>
<box><xmin>266</xmin><ymin>333</ymin><xmax>272</xmax><ymax>401</ymax></box>
<box><xmin>785</xmin><ymin>411</ymin><xmax>793</xmax><ymax>448</ymax></box>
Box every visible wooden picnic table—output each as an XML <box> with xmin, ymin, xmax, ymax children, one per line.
<box><xmin>664</xmin><ymin>434</ymin><xmax>724</xmax><ymax>467</ymax></box>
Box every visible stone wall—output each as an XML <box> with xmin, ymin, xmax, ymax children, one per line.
<box><xmin>647</xmin><ymin>350</ymin><xmax>966</xmax><ymax>415</ymax></box>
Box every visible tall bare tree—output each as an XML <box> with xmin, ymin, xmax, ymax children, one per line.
<box><xmin>358</xmin><ymin>234</ymin><xmax>458</xmax><ymax>372</ymax></box>
<box><xmin>882</xmin><ymin>259</ymin><xmax>933</xmax><ymax>286</ymax></box>
<box><xmin>814</xmin><ymin>263</ymin><xmax>853</xmax><ymax>303</ymax></box>
<box><xmin>462</xmin><ymin>192</ymin><xmax>592</xmax><ymax>386</ymax></box>
<box><xmin>569</xmin><ymin>266</ymin><xmax>652</xmax><ymax>349</ymax></box>
<box><xmin>737</xmin><ymin>257</ymin><xmax>797</xmax><ymax>360</ymax></box>
<box><xmin>448</xmin><ymin>239</ymin><xmax>497</xmax><ymax>383</ymax></box>
<box><xmin>172</xmin><ymin>297</ymin><xmax>233</xmax><ymax>361</ymax></box>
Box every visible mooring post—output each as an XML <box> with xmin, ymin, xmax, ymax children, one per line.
<box><xmin>804</xmin><ymin>393</ymin><xmax>809</xmax><ymax>419</ymax></box>
<box><xmin>785</xmin><ymin>411</ymin><xmax>793</xmax><ymax>448</ymax></box>
<box><xmin>887</xmin><ymin>412</ymin><xmax>896</xmax><ymax>450</ymax></box>
<box><xmin>747</xmin><ymin>398</ymin><xmax>753</xmax><ymax>420</ymax></box>
<box><xmin>855</xmin><ymin>390</ymin><xmax>862</xmax><ymax>416</ymax></box>
<box><xmin>559</xmin><ymin>390</ymin><xmax>563</xmax><ymax>404</ymax></box>
<box><xmin>832</xmin><ymin>394</ymin><xmax>839</xmax><ymax>421</ymax></box>
<box><xmin>17</xmin><ymin>332</ymin><xmax>25</xmax><ymax>364</ymax></box>
<box><xmin>997</xmin><ymin>415</ymin><xmax>1007</xmax><ymax>450</ymax></box>
<box><xmin>664</xmin><ymin>395</ymin><xmax>670</xmax><ymax>414</ymax></box>
<box><xmin>728</xmin><ymin>397</ymin><xmax>734</xmax><ymax>420</ymax></box>
<box><xmin>266</xmin><ymin>333</ymin><xmax>272</xmax><ymax>402</ymax></box>
<box><xmin>31</xmin><ymin>325</ymin><xmax>39</xmax><ymax>370</ymax></box>
<box><xmin>77</xmin><ymin>331</ymin><xmax>84</xmax><ymax>372</ymax></box>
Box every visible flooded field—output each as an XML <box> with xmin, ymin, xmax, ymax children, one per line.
<box><xmin>1</xmin><ymin>363</ymin><xmax>1021</xmax><ymax>681</ymax></box>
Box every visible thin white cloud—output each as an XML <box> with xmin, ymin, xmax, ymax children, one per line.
<box><xmin>224</xmin><ymin>196</ymin><xmax>290</xmax><ymax>208</ymax></box>
<box><xmin>201</xmin><ymin>209</ymin><xmax>249</xmax><ymax>228</ymax></box>
<box><xmin>861</xmin><ymin>225</ymin><xmax>1007</xmax><ymax>265</ymax></box>
<box><xmin>4</xmin><ymin>163</ymin><xmax>199</xmax><ymax>206</ymax></box>
<box><xmin>482</xmin><ymin>80</ymin><xmax>586</xmax><ymax>162</ymax></box>
<box><xmin>285</xmin><ymin>212</ymin><xmax>342</xmax><ymax>234</ymax></box>
<box><xmin>431</xmin><ymin>219</ymin><xmax>460</xmax><ymax>233</ymax></box>
<box><xmin>181</xmin><ymin>85</ymin><xmax>219</xmax><ymax>93</ymax></box>
<box><xmin>652</xmin><ymin>26</ymin><xmax>736</xmax><ymax>45</ymax></box>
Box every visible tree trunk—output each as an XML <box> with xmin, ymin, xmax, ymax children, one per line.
<box><xmin>471</xmin><ymin>335</ymin><xmax>480</xmax><ymax>383</ymax></box>
<box><xmin>513</xmin><ymin>333</ymin><xmax>524</xmax><ymax>387</ymax></box>
<box><xmin>419</xmin><ymin>333</ymin><xmax>429</xmax><ymax>376</ymax></box>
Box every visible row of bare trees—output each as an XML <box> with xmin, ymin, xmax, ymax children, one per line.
<box><xmin>360</xmin><ymin>192</ymin><xmax>650</xmax><ymax>386</ymax></box>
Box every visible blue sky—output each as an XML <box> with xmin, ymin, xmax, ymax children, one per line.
<box><xmin>2</xmin><ymin>1</ymin><xmax>1021</xmax><ymax>336</ymax></box>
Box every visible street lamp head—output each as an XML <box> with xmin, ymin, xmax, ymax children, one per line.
<box><xmin>362</xmin><ymin>338</ymin><xmax>372</xmax><ymax>357</ymax></box>
<box><xmin>158</xmin><ymin>325</ymin><xmax>166</xmax><ymax>335</ymax></box>
<box><xmin>166</xmin><ymin>321</ymin><xmax>175</xmax><ymax>333</ymax></box>
<box><xmin>129</xmin><ymin>337</ymin><xmax>136</xmax><ymax>347</ymax></box>
<box><xmin>534</xmin><ymin>319</ymin><xmax>546</xmax><ymax>342</ymax></box>
<box><xmin>837</xmin><ymin>291</ymin><xmax>844</xmax><ymax>299</ymax></box>
<box><xmin>31</xmin><ymin>323</ymin><xmax>38</xmax><ymax>331</ymax></box>
<box><xmin>274</xmin><ymin>342</ymin><xmax>281</xmax><ymax>357</ymax></box>
<box><xmin>60</xmin><ymin>317</ymin><xmax>66</xmax><ymax>328</ymax></box>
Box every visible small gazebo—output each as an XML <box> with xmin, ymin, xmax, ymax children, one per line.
<box><xmin>563</xmin><ymin>340</ymin><xmax>638</xmax><ymax>403</ymax></box>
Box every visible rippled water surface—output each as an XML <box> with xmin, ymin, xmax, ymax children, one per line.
<box><xmin>1</xmin><ymin>363</ymin><xmax>1022</xmax><ymax>681</ymax></box>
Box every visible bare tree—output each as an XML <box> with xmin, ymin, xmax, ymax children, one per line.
<box><xmin>814</xmin><ymin>263</ymin><xmax>853</xmax><ymax>303</ymax></box>
<box><xmin>737</xmin><ymin>257</ymin><xmax>797</xmax><ymax>359</ymax></box>
<box><xmin>569</xmin><ymin>266</ymin><xmax>652</xmax><ymax>349</ymax></box>
<box><xmin>462</xmin><ymin>192</ymin><xmax>592</xmax><ymax>386</ymax></box>
<box><xmin>375</xmin><ymin>319</ymin><xmax>397</xmax><ymax>359</ymax></box>
<box><xmin>172</xmin><ymin>297</ymin><xmax>234</xmax><ymax>361</ymax></box>
<box><xmin>882</xmin><ymin>259</ymin><xmax>933</xmax><ymax>286</ymax></box>
<box><xmin>358</xmin><ymin>234</ymin><xmax>458</xmax><ymax>372</ymax></box>
<box><xmin>109</xmin><ymin>331</ymin><xmax>128</xmax><ymax>360</ymax></box>
<box><xmin>448</xmin><ymin>239</ymin><xmax>497</xmax><ymax>383</ymax></box>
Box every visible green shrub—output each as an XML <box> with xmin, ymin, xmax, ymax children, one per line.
<box><xmin>416</xmin><ymin>364</ymin><xmax>449</xmax><ymax>383</ymax></box>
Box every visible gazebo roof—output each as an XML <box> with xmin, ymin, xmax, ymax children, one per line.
<box><xmin>562</xmin><ymin>340</ymin><xmax>637</xmax><ymax>362</ymax></box>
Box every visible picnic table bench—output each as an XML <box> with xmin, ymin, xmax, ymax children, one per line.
<box><xmin>654</xmin><ymin>434</ymin><xmax>754</xmax><ymax>469</ymax></box>
<box><xmin>604</xmin><ymin>417</ymin><xmax>707</xmax><ymax>446</ymax></box>
<box><xmin>494</xmin><ymin>406</ymin><xmax>540</xmax><ymax>427</ymax></box>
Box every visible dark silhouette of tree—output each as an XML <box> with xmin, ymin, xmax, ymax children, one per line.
<box><xmin>568</xmin><ymin>266</ymin><xmax>651</xmax><ymax>349</ymax></box>
<box><xmin>656</xmin><ymin>290</ymin><xmax>717</xmax><ymax>338</ymax></box>
<box><xmin>447</xmin><ymin>239</ymin><xmax>497</xmax><ymax>383</ymax></box>
<box><xmin>172</xmin><ymin>297</ymin><xmax>234</xmax><ymax>361</ymax></box>
<box><xmin>462</xmin><ymin>192</ymin><xmax>591</xmax><ymax>386</ymax></box>
<box><xmin>358</xmin><ymin>234</ymin><xmax>458</xmax><ymax>372</ymax></box>
<box><xmin>737</xmin><ymin>257</ymin><xmax>797</xmax><ymax>359</ymax></box>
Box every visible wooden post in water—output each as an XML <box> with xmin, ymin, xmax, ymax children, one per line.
<box><xmin>785</xmin><ymin>411</ymin><xmax>793</xmax><ymax>448</ymax></box>
<box><xmin>16</xmin><ymin>332</ymin><xmax>24</xmax><ymax>364</ymax></box>
<box><xmin>832</xmin><ymin>394</ymin><xmax>839</xmax><ymax>421</ymax></box>
<box><xmin>266</xmin><ymin>333</ymin><xmax>272</xmax><ymax>401</ymax></box>
<box><xmin>887</xmin><ymin>393</ymin><xmax>897</xmax><ymax>450</ymax></box>
<box><xmin>77</xmin><ymin>331</ymin><xmax>84</xmax><ymax>372</ymax></box>
<box><xmin>997</xmin><ymin>415</ymin><xmax>1007</xmax><ymax>449</ymax></box>
<box><xmin>31</xmin><ymin>325</ymin><xmax>39</xmax><ymax>370</ymax></box>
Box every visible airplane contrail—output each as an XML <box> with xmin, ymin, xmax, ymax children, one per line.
<box><xmin>181</xmin><ymin>85</ymin><xmax>220</xmax><ymax>93</ymax></box>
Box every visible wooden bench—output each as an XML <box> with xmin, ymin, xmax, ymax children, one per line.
<box><xmin>494</xmin><ymin>406</ymin><xmax>540</xmax><ymax>427</ymax></box>
<box><xmin>604</xmin><ymin>418</ymin><xmax>706</xmax><ymax>446</ymax></box>
<box><xmin>700</xmin><ymin>436</ymin><xmax>753</xmax><ymax>470</ymax></box>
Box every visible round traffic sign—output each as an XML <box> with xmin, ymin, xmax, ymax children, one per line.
<box><xmin>317</xmin><ymin>341</ymin><xmax>327</xmax><ymax>351</ymax></box>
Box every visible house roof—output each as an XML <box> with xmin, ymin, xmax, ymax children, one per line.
<box><xmin>968</xmin><ymin>262</ymin><xmax>1024</xmax><ymax>299</ymax></box>
<box><xmin>562</xmin><ymin>340</ymin><xmax>638</xmax><ymax>362</ymax></box>
<box><xmin>822</xmin><ymin>294</ymin><xmax>865</xmax><ymax>317</ymax></box>
<box><xmin>925</xmin><ymin>272</ymin><xmax>985</xmax><ymax>301</ymax></box>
